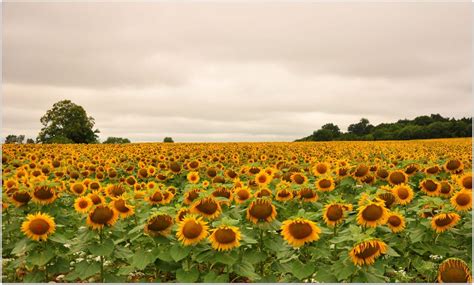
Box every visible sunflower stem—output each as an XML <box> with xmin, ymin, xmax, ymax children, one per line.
<box><xmin>333</xmin><ymin>224</ymin><xmax>338</xmax><ymax>259</ymax></box>
<box><xmin>99</xmin><ymin>229</ymin><xmax>104</xmax><ymax>283</ymax></box>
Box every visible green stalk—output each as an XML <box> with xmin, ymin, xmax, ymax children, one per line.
<box><xmin>99</xmin><ymin>229</ymin><xmax>104</xmax><ymax>283</ymax></box>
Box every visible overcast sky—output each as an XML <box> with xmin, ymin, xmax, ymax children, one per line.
<box><xmin>2</xmin><ymin>2</ymin><xmax>472</xmax><ymax>142</ymax></box>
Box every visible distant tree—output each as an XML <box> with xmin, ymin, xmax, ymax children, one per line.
<box><xmin>5</xmin><ymin>135</ymin><xmax>18</xmax><ymax>144</ymax></box>
<box><xmin>37</xmin><ymin>100</ymin><xmax>99</xmax><ymax>144</ymax></box>
<box><xmin>16</xmin><ymin>135</ymin><xmax>25</xmax><ymax>144</ymax></box>
<box><xmin>348</xmin><ymin>118</ymin><xmax>374</xmax><ymax>135</ymax></box>
<box><xmin>103</xmin><ymin>137</ymin><xmax>131</xmax><ymax>144</ymax></box>
<box><xmin>312</xmin><ymin>123</ymin><xmax>341</xmax><ymax>141</ymax></box>
<box><xmin>163</xmin><ymin>137</ymin><xmax>174</xmax><ymax>143</ymax></box>
<box><xmin>26</xmin><ymin>138</ymin><xmax>35</xmax><ymax>144</ymax></box>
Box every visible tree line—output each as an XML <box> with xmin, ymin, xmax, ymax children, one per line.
<box><xmin>4</xmin><ymin>100</ymin><xmax>174</xmax><ymax>144</ymax></box>
<box><xmin>295</xmin><ymin>114</ymin><xmax>472</xmax><ymax>142</ymax></box>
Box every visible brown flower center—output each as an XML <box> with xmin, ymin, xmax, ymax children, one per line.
<box><xmin>13</xmin><ymin>191</ymin><xmax>31</xmax><ymax>203</ymax></box>
<box><xmin>326</xmin><ymin>205</ymin><xmax>343</xmax><ymax>221</ymax></box>
<box><xmin>78</xmin><ymin>200</ymin><xmax>89</xmax><ymax>209</ymax></box>
<box><xmin>441</xmin><ymin>267</ymin><xmax>469</xmax><ymax>283</ymax></box>
<box><xmin>354</xmin><ymin>165</ymin><xmax>369</xmax><ymax>177</ymax></box>
<box><xmin>361</xmin><ymin>204</ymin><xmax>383</xmax><ymax>221</ymax></box>
<box><xmin>300</xmin><ymin>188</ymin><xmax>316</xmax><ymax>199</ymax></box>
<box><xmin>316</xmin><ymin>164</ymin><xmax>327</xmax><ymax>174</ymax></box>
<box><xmin>196</xmin><ymin>199</ymin><xmax>218</xmax><ymax>215</ymax></box>
<box><xmin>318</xmin><ymin>179</ymin><xmax>332</xmax><ymax>189</ymax></box>
<box><xmin>148</xmin><ymin>216</ymin><xmax>172</xmax><ymax>231</ymax></box>
<box><xmin>249</xmin><ymin>202</ymin><xmax>273</xmax><ymax>220</ymax></box>
<box><xmin>388</xmin><ymin>215</ymin><xmax>402</xmax><ymax>227</ymax></box>
<box><xmin>396</xmin><ymin>187</ymin><xmax>410</xmax><ymax>199</ymax></box>
<box><xmin>446</xmin><ymin>159</ymin><xmax>461</xmax><ymax>171</ymax></box>
<box><xmin>355</xmin><ymin>244</ymin><xmax>379</xmax><ymax>259</ymax></box>
<box><xmin>288</xmin><ymin>222</ymin><xmax>313</xmax><ymax>239</ymax></box>
<box><xmin>435</xmin><ymin>215</ymin><xmax>454</xmax><ymax>227</ymax></box>
<box><xmin>114</xmin><ymin>199</ymin><xmax>130</xmax><ymax>213</ymax></box>
<box><xmin>73</xmin><ymin>184</ymin><xmax>85</xmax><ymax>194</ymax></box>
<box><xmin>462</xmin><ymin>177</ymin><xmax>472</xmax><ymax>189</ymax></box>
<box><xmin>389</xmin><ymin>172</ymin><xmax>406</xmax><ymax>185</ymax></box>
<box><xmin>90</xmin><ymin>206</ymin><xmax>114</xmax><ymax>225</ymax></box>
<box><xmin>182</xmin><ymin>221</ymin><xmax>203</xmax><ymax>239</ymax></box>
<box><xmin>34</xmin><ymin>186</ymin><xmax>54</xmax><ymax>200</ymax></box>
<box><xmin>29</xmin><ymin>219</ymin><xmax>50</xmax><ymax>235</ymax></box>
<box><xmin>376</xmin><ymin>169</ymin><xmax>389</xmax><ymax>179</ymax></box>
<box><xmin>440</xmin><ymin>182</ymin><xmax>452</xmax><ymax>194</ymax></box>
<box><xmin>423</xmin><ymin>180</ymin><xmax>438</xmax><ymax>192</ymax></box>
<box><xmin>456</xmin><ymin>193</ymin><xmax>470</xmax><ymax>206</ymax></box>
<box><xmin>293</xmin><ymin>174</ymin><xmax>305</xmax><ymax>184</ymax></box>
<box><xmin>89</xmin><ymin>194</ymin><xmax>102</xmax><ymax>205</ymax></box>
<box><xmin>236</xmin><ymin>189</ymin><xmax>250</xmax><ymax>200</ymax></box>
<box><xmin>214</xmin><ymin>228</ymin><xmax>236</xmax><ymax>244</ymax></box>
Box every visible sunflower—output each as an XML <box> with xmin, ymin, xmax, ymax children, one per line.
<box><xmin>275</xmin><ymin>188</ymin><xmax>293</xmax><ymax>202</ymax></box>
<box><xmin>176</xmin><ymin>208</ymin><xmax>192</xmax><ymax>223</ymax></box>
<box><xmin>437</xmin><ymin>258</ymin><xmax>472</xmax><ymax>283</ymax></box>
<box><xmin>458</xmin><ymin>173</ymin><xmax>472</xmax><ymax>190</ymax></box>
<box><xmin>234</xmin><ymin>187</ymin><xmax>252</xmax><ymax>204</ymax></box>
<box><xmin>32</xmin><ymin>185</ymin><xmax>57</xmax><ymax>205</ymax></box>
<box><xmin>188</xmin><ymin>160</ymin><xmax>200</xmax><ymax>170</ymax></box>
<box><xmin>425</xmin><ymin>165</ymin><xmax>441</xmax><ymax>175</ymax></box>
<box><xmin>439</xmin><ymin>181</ymin><xmax>454</xmax><ymax>198</ymax></box>
<box><xmin>299</xmin><ymin>188</ymin><xmax>319</xmax><ymax>202</ymax></box>
<box><xmin>88</xmin><ymin>180</ymin><xmax>102</xmax><ymax>192</ymax></box>
<box><xmin>404</xmin><ymin>164</ymin><xmax>419</xmax><ymax>176</ymax></box>
<box><xmin>10</xmin><ymin>190</ymin><xmax>31</xmax><ymax>207</ymax></box>
<box><xmin>21</xmin><ymin>212</ymin><xmax>56</xmax><ymax>241</ymax></box>
<box><xmin>391</xmin><ymin>184</ymin><xmax>414</xmax><ymax>205</ymax></box>
<box><xmin>183</xmin><ymin>189</ymin><xmax>202</xmax><ymax>205</ymax></box>
<box><xmin>336</xmin><ymin>167</ymin><xmax>350</xmax><ymax>178</ymax></box>
<box><xmin>211</xmin><ymin>187</ymin><xmax>233</xmax><ymax>204</ymax></box>
<box><xmin>161</xmin><ymin>190</ymin><xmax>175</xmax><ymax>204</ymax></box>
<box><xmin>281</xmin><ymin>218</ymin><xmax>321</xmax><ymax>247</ymax></box>
<box><xmin>86</xmin><ymin>204</ymin><xmax>119</xmax><ymax>230</ymax></box>
<box><xmin>349</xmin><ymin>239</ymin><xmax>388</xmax><ymax>266</ymax></box>
<box><xmin>377</xmin><ymin>192</ymin><xmax>396</xmax><ymax>209</ymax></box>
<box><xmin>291</xmin><ymin>173</ymin><xmax>308</xmax><ymax>185</ymax></box>
<box><xmin>315</xmin><ymin>177</ymin><xmax>335</xmax><ymax>192</ymax></box>
<box><xmin>387</xmin><ymin>170</ymin><xmax>408</xmax><ymax>186</ymax></box>
<box><xmin>74</xmin><ymin>196</ymin><xmax>93</xmax><ymax>213</ymax></box>
<box><xmin>70</xmin><ymin>181</ymin><xmax>87</xmax><ymax>195</ymax></box>
<box><xmin>191</xmin><ymin>196</ymin><xmax>222</xmax><ymax>219</ymax></box>
<box><xmin>254</xmin><ymin>188</ymin><xmax>273</xmax><ymax>199</ymax></box>
<box><xmin>246</xmin><ymin>198</ymin><xmax>277</xmax><ymax>224</ymax></box>
<box><xmin>375</xmin><ymin>168</ymin><xmax>389</xmax><ymax>180</ymax></box>
<box><xmin>431</xmin><ymin>212</ymin><xmax>461</xmax><ymax>233</ymax></box>
<box><xmin>176</xmin><ymin>215</ymin><xmax>209</xmax><ymax>246</ymax></box>
<box><xmin>420</xmin><ymin>179</ymin><xmax>440</xmax><ymax>196</ymax></box>
<box><xmin>88</xmin><ymin>191</ymin><xmax>106</xmax><ymax>205</ymax></box>
<box><xmin>106</xmin><ymin>183</ymin><xmax>127</xmax><ymax>198</ymax></box>
<box><xmin>386</xmin><ymin>212</ymin><xmax>405</xmax><ymax>233</ymax></box>
<box><xmin>209</xmin><ymin>225</ymin><xmax>241</xmax><ymax>251</ymax></box>
<box><xmin>313</xmin><ymin>162</ymin><xmax>330</xmax><ymax>176</ymax></box>
<box><xmin>125</xmin><ymin>176</ymin><xmax>137</xmax><ymax>186</ymax></box>
<box><xmin>111</xmin><ymin>198</ymin><xmax>135</xmax><ymax>218</ymax></box>
<box><xmin>323</xmin><ymin>203</ymin><xmax>349</xmax><ymax>227</ymax></box>
<box><xmin>144</xmin><ymin>214</ymin><xmax>174</xmax><ymax>237</ymax></box>
<box><xmin>353</xmin><ymin>164</ymin><xmax>370</xmax><ymax>180</ymax></box>
<box><xmin>187</xmin><ymin>171</ymin><xmax>200</xmax><ymax>184</ymax></box>
<box><xmin>357</xmin><ymin>200</ymin><xmax>389</xmax><ymax>227</ymax></box>
<box><xmin>451</xmin><ymin>189</ymin><xmax>472</xmax><ymax>211</ymax></box>
<box><xmin>444</xmin><ymin>159</ymin><xmax>464</xmax><ymax>174</ymax></box>
<box><xmin>255</xmin><ymin>170</ymin><xmax>272</xmax><ymax>187</ymax></box>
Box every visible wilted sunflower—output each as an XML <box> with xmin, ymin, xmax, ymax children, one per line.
<box><xmin>291</xmin><ymin>173</ymin><xmax>308</xmax><ymax>185</ymax></box>
<box><xmin>450</xmin><ymin>189</ymin><xmax>472</xmax><ymax>211</ymax></box>
<box><xmin>111</xmin><ymin>197</ymin><xmax>135</xmax><ymax>218</ymax></box>
<box><xmin>246</xmin><ymin>198</ymin><xmax>277</xmax><ymax>224</ymax></box>
<box><xmin>387</xmin><ymin>170</ymin><xmax>408</xmax><ymax>186</ymax></box>
<box><xmin>458</xmin><ymin>173</ymin><xmax>472</xmax><ymax>190</ymax></box>
<box><xmin>74</xmin><ymin>196</ymin><xmax>93</xmax><ymax>213</ymax></box>
<box><xmin>386</xmin><ymin>212</ymin><xmax>405</xmax><ymax>233</ymax></box>
<box><xmin>105</xmin><ymin>183</ymin><xmax>127</xmax><ymax>198</ymax></box>
<box><xmin>176</xmin><ymin>215</ymin><xmax>209</xmax><ymax>246</ymax></box>
<box><xmin>209</xmin><ymin>225</ymin><xmax>241</xmax><ymax>251</ymax></box>
<box><xmin>70</xmin><ymin>181</ymin><xmax>87</xmax><ymax>195</ymax></box>
<box><xmin>234</xmin><ymin>187</ymin><xmax>252</xmax><ymax>204</ymax></box>
<box><xmin>87</xmin><ymin>204</ymin><xmax>119</xmax><ymax>230</ymax></box>
<box><xmin>191</xmin><ymin>196</ymin><xmax>222</xmax><ymax>219</ymax></box>
<box><xmin>21</xmin><ymin>212</ymin><xmax>56</xmax><ymax>241</ymax></box>
<box><xmin>255</xmin><ymin>170</ymin><xmax>272</xmax><ymax>187</ymax></box>
<box><xmin>431</xmin><ymin>212</ymin><xmax>461</xmax><ymax>233</ymax></box>
<box><xmin>437</xmin><ymin>258</ymin><xmax>472</xmax><ymax>283</ymax></box>
<box><xmin>420</xmin><ymin>179</ymin><xmax>441</xmax><ymax>196</ymax></box>
<box><xmin>315</xmin><ymin>177</ymin><xmax>335</xmax><ymax>192</ymax></box>
<box><xmin>391</xmin><ymin>184</ymin><xmax>414</xmax><ymax>205</ymax></box>
<box><xmin>349</xmin><ymin>239</ymin><xmax>388</xmax><ymax>266</ymax></box>
<box><xmin>144</xmin><ymin>214</ymin><xmax>173</xmax><ymax>237</ymax></box>
<box><xmin>281</xmin><ymin>218</ymin><xmax>321</xmax><ymax>247</ymax></box>
<box><xmin>357</xmin><ymin>200</ymin><xmax>388</xmax><ymax>227</ymax></box>
<box><xmin>32</xmin><ymin>185</ymin><xmax>57</xmax><ymax>205</ymax></box>
<box><xmin>323</xmin><ymin>203</ymin><xmax>350</xmax><ymax>227</ymax></box>
<box><xmin>299</xmin><ymin>188</ymin><xmax>319</xmax><ymax>202</ymax></box>
<box><xmin>187</xmin><ymin>171</ymin><xmax>200</xmax><ymax>184</ymax></box>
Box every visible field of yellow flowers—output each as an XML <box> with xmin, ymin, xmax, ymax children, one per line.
<box><xmin>2</xmin><ymin>138</ymin><xmax>472</xmax><ymax>283</ymax></box>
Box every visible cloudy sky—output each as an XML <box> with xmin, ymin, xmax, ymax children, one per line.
<box><xmin>2</xmin><ymin>2</ymin><xmax>472</xmax><ymax>142</ymax></box>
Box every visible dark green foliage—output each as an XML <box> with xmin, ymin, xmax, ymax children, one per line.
<box><xmin>37</xmin><ymin>100</ymin><xmax>100</xmax><ymax>144</ymax></box>
<box><xmin>26</xmin><ymin>138</ymin><xmax>35</xmax><ymax>144</ymax></box>
<box><xmin>103</xmin><ymin>137</ymin><xmax>131</xmax><ymax>144</ymax></box>
<box><xmin>296</xmin><ymin>114</ymin><xmax>472</xmax><ymax>141</ymax></box>
<box><xmin>163</xmin><ymin>137</ymin><xmax>174</xmax><ymax>143</ymax></box>
<box><xmin>4</xmin><ymin>134</ymin><xmax>25</xmax><ymax>144</ymax></box>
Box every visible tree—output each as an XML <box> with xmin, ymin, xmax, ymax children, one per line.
<box><xmin>348</xmin><ymin>118</ymin><xmax>374</xmax><ymax>135</ymax></box>
<box><xmin>37</xmin><ymin>100</ymin><xmax>99</xmax><ymax>144</ymax></box>
<box><xmin>103</xmin><ymin>137</ymin><xmax>131</xmax><ymax>144</ymax></box>
<box><xmin>16</xmin><ymin>135</ymin><xmax>25</xmax><ymax>144</ymax></box>
<box><xmin>311</xmin><ymin>123</ymin><xmax>341</xmax><ymax>141</ymax></box>
<box><xmin>5</xmin><ymin>135</ymin><xmax>18</xmax><ymax>144</ymax></box>
<box><xmin>163</xmin><ymin>137</ymin><xmax>174</xmax><ymax>143</ymax></box>
<box><xmin>26</xmin><ymin>138</ymin><xmax>35</xmax><ymax>144</ymax></box>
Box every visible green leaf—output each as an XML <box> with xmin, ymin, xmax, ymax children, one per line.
<box><xmin>49</xmin><ymin>232</ymin><xmax>69</xmax><ymax>244</ymax></box>
<box><xmin>170</xmin><ymin>244</ymin><xmax>192</xmax><ymax>262</ymax></box>
<box><xmin>28</xmin><ymin>250</ymin><xmax>55</xmax><ymax>266</ymax></box>
<box><xmin>71</xmin><ymin>260</ymin><xmax>101</xmax><ymax>280</ymax></box>
<box><xmin>244</xmin><ymin>250</ymin><xmax>267</xmax><ymax>264</ymax></box>
<box><xmin>11</xmin><ymin>238</ymin><xmax>30</xmax><ymax>255</ymax></box>
<box><xmin>386</xmin><ymin>245</ymin><xmax>400</xmax><ymax>257</ymax></box>
<box><xmin>131</xmin><ymin>249</ymin><xmax>156</xmax><ymax>270</ymax></box>
<box><xmin>117</xmin><ymin>266</ymin><xmax>135</xmax><ymax>276</ymax></box>
<box><xmin>176</xmin><ymin>267</ymin><xmax>200</xmax><ymax>283</ymax></box>
<box><xmin>114</xmin><ymin>246</ymin><xmax>133</xmax><ymax>260</ymax></box>
<box><xmin>89</xmin><ymin>241</ymin><xmax>114</xmax><ymax>256</ymax></box>
<box><xmin>315</xmin><ymin>269</ymin><xmax>338</xmax><ymax>283</ymax></box>
<box><xmin>213</xmin><ymin>251</ymin><xmax>238</xmax><ymax>265</ymax></box>
<box><xmin>104</xmin><ymin>273</ymin><xmax>127</xmax><ymax>283</ymax></box>
<box><xmin>156</xmin><ymin>248</ymin><xmax>174</xmax><ymax>262</ymax></box>
<box><xmin>23</xmin><ymin>271</ymin><xmax>45</xmax><ymax>282</ymax></box>
<box><xmin>290</xmin><ymin>260</ymin><xmax>314</xmax><ymax>280</ymax></box>
<box><xmin>233</xmin><ymin>261</ymin><xmax>260</xmax><ymax>280</ymax></box>
<box><xmin>203</xmin><ymin>271</ymin><xmax>229</xmax><ymax>283</ymax></box>
<box><xmin>331</xmin><ymin>259</ymin><xmax>356</xmax><ymax>281</ymax></box>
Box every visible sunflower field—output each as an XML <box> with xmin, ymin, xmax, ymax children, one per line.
<box><xmin>1</xmin><ymin>138</ymin><xmax>472</xmax><ymax>283</ymax></box>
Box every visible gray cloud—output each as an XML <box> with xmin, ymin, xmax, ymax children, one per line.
<box><xmin>2</xmin><ymin>2</ymin><xmax>472</xmax><ymax>142</ymax></box>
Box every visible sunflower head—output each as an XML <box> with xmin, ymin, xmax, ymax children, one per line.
<box><xmin>349</xmin><ymin>239</ymin><xmax>388</xmax><ymax>266</ymax></box>
<box><xmin>275</xmin><ymin>188</ymin><xmax>293</xmax><ymax>202</ymax></box>
<box><xmin>323</xmin><ymin>203</ymin><xmax>349</xmax><ymax>227</ymax></box>
<box><xmin>32</xmin><ymin>185</ymin><xmax>57</xmax><ymax>205</ymax></box>
<box><xmin>246</xmin><ymin>198</ymin><xmax>277</xmax><ymax>224</ymax></box>
<box><xmin>299</xmin><ymin>188</ymin><xmax>319</xmax><ymax>202</ymax></box>
<box><xmin>111</xmin><ymin>197</ymin><xmax>135</xmax><ymax>218</ymax></box>
<box><xmin>357</xmin><ymin>200</ymin><xmax>389</xmax><ymax>228</ymax></box>
<box><xmin>234</xmin><ymin>187</ymin><xmax>252</xmax><ymax>204</ymax></box>
<box><xmin>191</xmin><ymin>196</ymin><xmax>222</xmax><ymax>219</ymax></box>
<box><xmin>106</xmin><ymin>183</ymin><xmax>127</xmax><ymax>198</ymax></box>
<box><xmin>281</xmin><ymin>218</ymin><xmax>321</xmax><ymax>247</ymax></box>
<box><xmin>74</xmin><ymin>196</ymin><xmax>93</xmax><ymax>214</ymax></box>
<box><xmin>176</xmin><ymin>215</ymin><xmax>209</xmax><ymax>246</ymax></box>
<box><xmin>290</xmin><ymin>173</ymin><xmax>308</xmax><ymax>185</ymax></box>
<box><xmin>458</xmin><ymin>174</ymin><xmax>472</xmax><ymax>190</ymax></box>
<box><xmin>209</xmin><ymin>225</ymin><xmax>241</xmax><ymax>251</ymax></box>
<box><xmin>386</xmin><ymin>212</ymin><xmax>405</xmax><ymax>233</ymax></box>
<box><xmin>387</xmin><ymin>170</ymin><xmax>408</xmax><ymax>186</ymax></box>
<box><xmin>420</xmin><ymin>179</ymin><xmax>441</xmax><ymax>196</ymax></box>
<box><xmin>21</xmin><ymin>212</ymin><xmax>56</xmax><ymax>241</ymax></box>
<box><xmin>144</xmin><ymin>213</ymin><xmax>174</xmax><ymax>237</ymax></box>
<box><xmin>444</xmin><ymin>159</ymin><xmax>464</xmax><ymax>173</ymax></box>
<box><xmin>87</xmin><ymin>204</ymin><xmax>119</xmax><ymax>230</ymax></box>
<box><xmin>437</xmin><ymin>258</ymin><xmax>472</xmax><ymax>283</ymax></box>
<box><xmin>450</xmin><ymin>189</ymin><xmax>472</xmax><ymax>212</ymax></box>
<box><xmin>431</xmin><ymin>212</ymin><xmax>461</xmax><ymax>233</ymax></box>
<box><xmin>255</xmin><ymin>170</ymin><xmax>272</xmax><ymax>186</ymax></box>
<box><xmin>391</xmin><ymin>184</ymin><xmax>414</xmax><ymax>205</ymax></box>
<box><xmin>315</xmin><ymin>177</ymin><xmax>335</xmax><ymax>192</ymax></box>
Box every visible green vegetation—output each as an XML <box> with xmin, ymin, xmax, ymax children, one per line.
<box><xmin>163</xmin><ymin>137</ymin><xmax>174</xmax><ymax>143</ymax></box>
<box><xmin>103</xmin><ymin>137</ymin><xmax>131</xmax><ymax>144</ymax></box>
<box><xmin>296</xmin><ymin>114</ymin><xmax>472</xmax><ymax>141</ymax></box>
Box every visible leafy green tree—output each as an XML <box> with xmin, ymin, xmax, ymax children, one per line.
<box><xmin>348</xmin><ymin>118</ymin><xmax>374</xmax><ymax>135</ymax></box>
<box><xmin>163</xmin><ymin>137</ymin><xmax>174</xmax><ymax>143</ymax></box>
<box><xmin>4</xmin><ymin>135</ymin><xmax>18</xmax><ymax>144</ymax></box>
<box><xmin>103</xmin><ymin>137</ymin><xmax>131</xmax><ymax>144</ymax></box>
<box><xmin>37</xmin><ymin>100</ymin><xmax>99</xmax><ymax>144</ymax></box>
<box><xmin>26</xmin><ymin>138</ymin><xmax>35</xmax><ymax>144</ymax></box>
